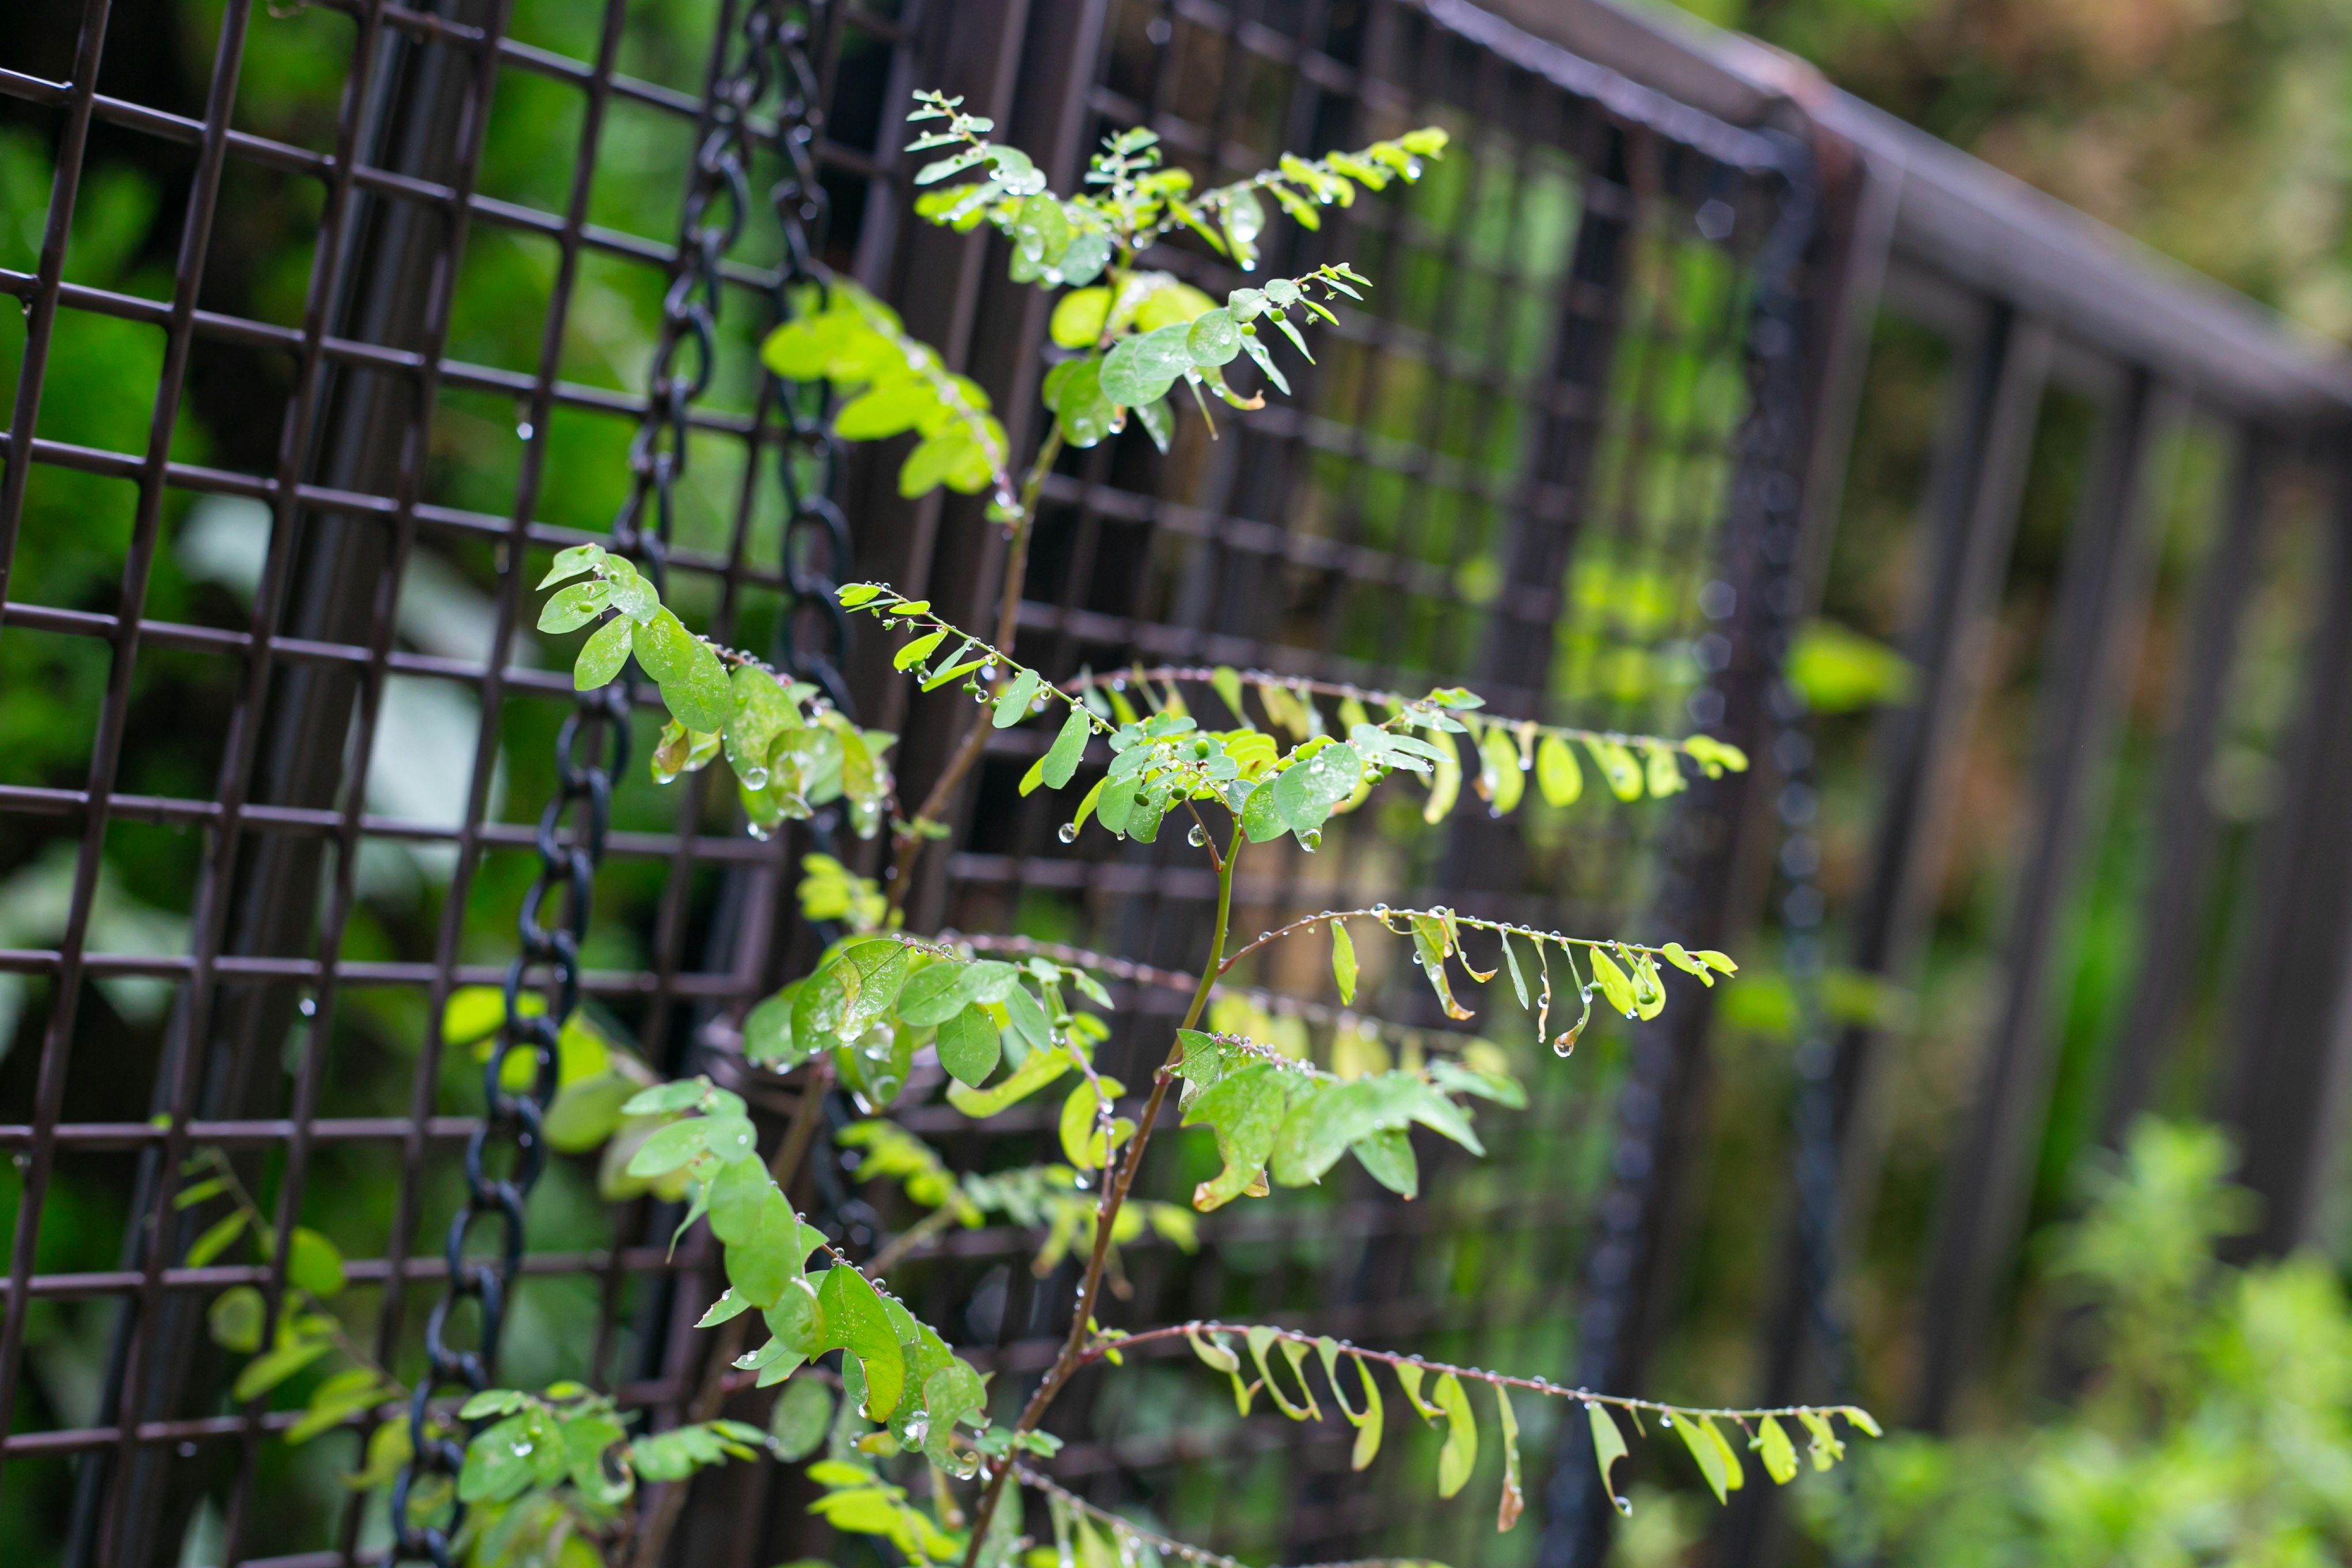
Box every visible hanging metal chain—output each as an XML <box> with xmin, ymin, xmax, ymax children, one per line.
<box><xmin>389</xmin><ymin>8</ymin><xmax>805</xmax><ymax>1562</ymax></box>
<box><xmin>761</xmin><ymin>2</ymin><xmax>852</xmax><ymax>715</ymax></box>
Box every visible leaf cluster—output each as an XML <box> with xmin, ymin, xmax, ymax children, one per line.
<box><xmin>543</xmin><ymin>543</ymin><xmax>898</xmax><ymax>839</ymax></box>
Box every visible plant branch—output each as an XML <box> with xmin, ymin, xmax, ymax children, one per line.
<box><xmin>1218</xmin><ymin>906</ymin><xmax>1691</xmax><ymax>979</ymax></box>
<box><xmin>1073</xmin><ymin>1321</ymin><xmax>1876</xmax><ymax>1428</ymax></box>
<box><xmin>957</xmin><ymin>824</ymin><xmax>1241</xmax><ymax>1568</ymax></box>
<box><xmin>630</xmin><ymin>1058</ymin><xmax>835</xmax><ymax>1568</ymax></box>
<box><xmin>886</xmin><ymin>427</ymin><xmax>1066</xmax><ymax>915</ymax></box>
<box><xmin>1061</xmin><ymin>664</ymin><xmax>1746</xmax><ymax>764</ymax></box>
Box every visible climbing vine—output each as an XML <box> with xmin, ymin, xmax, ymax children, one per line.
<box><xmin>193</xmin><ymin>89</ymin><xmax>1869</xmax><ymax>1568</ymax></box>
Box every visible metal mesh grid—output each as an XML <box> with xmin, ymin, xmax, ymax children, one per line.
<box><xmin>894</xmin><ymin>7</ymin><xmax>1796</xmax><ymax>1568</ymax></box>
<box><xmin>0</xmin><ymin>2</ymin><xmax>926</xmax><ymax>1561</ymax></box>
<box><xmin>0</xmin><ymin>1</ymin><xmax>1803</xmax><ymax>1565</ymax></box>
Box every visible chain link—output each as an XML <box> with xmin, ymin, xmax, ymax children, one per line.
<box><xmin>388</xmin><ymin>7</ymin><xmax>829</xmax><ymax>1560</ymax></box>
<box><xmin>760</xmin><ymin>4</ymin><xmax>852</xmax><ymax>715</ymax></box>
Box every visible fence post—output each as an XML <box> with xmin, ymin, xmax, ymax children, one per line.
<box><xmin>2221</xmin><ymin>448</ymin><xmax>2352</xmax><ymax>1256</ymax></box>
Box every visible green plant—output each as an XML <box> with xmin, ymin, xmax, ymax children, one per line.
<box><xmin>1800</xmin><ymin>1118</ymin><xmax>2352</xmax><ymax>1566</ymax></box>
<box><xmin>202</xmin><ymin>92</ymin><xmax>1874</xmax><ymax>1566</ymax></box>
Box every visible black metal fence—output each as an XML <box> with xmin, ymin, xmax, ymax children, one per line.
<box><xmin>2</xmin><ymin>2</ymin><xmax>2348</xmax><ymax>1567</ymax></box>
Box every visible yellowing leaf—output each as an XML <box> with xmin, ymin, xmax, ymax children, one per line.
<box><xmin>1495</xmin><ymin>1384</ymin><xmax>1524</xmax><ymax>1531</ymax></box>
<box><xmin>1536</xmin><ymin>734</ymin><xmax>1583</xmax><ymax>806</ymax></box>
<box><xmin>1754</xmin><ymin>1414</ymin><xmax>1799</xmax><ymax>1484</ymax></box>
<box><xmin>1588</xmin><ymin>1403</ymin><xmax>1629</xmax><ymax>1513</ymax></box>
<box><xmin>1434</xmin><ymin>1371</ymin><xmax>1477</xmax><ymax>1499</ymax></box>
<box><xmin>1331</xmin><ymin>921</ymin><xmax>1357</xmax><ymax>1006</ymax></box>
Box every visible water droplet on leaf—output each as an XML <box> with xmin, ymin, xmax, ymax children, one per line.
<box><xmin>1058</xmin><ymin>823</ymin><xmax>1078</xmax><ymax>843</ymax></box>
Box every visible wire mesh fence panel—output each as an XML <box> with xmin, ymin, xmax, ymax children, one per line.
<box><xmin>0</xmin><ymin>0</ymin><xmax>1817</xmax><ymax>1565</ymax></box>
<box><xmin>0</xmin><ymin>1</ymin><xmax>927</xmax><ymax>1562</ymax></box>
<box><xmin>876</xmin><ymin>6</ymin><xmax>1809</xmax><ymax>1568</ymax></box>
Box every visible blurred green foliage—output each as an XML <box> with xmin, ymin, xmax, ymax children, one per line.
<box><xmin>1660</xmin><ymin>0</ymin><xmax>2352</xmax><ymax>342</ymax></box>
<box><xmin>1800</xmin><ymin>1119</ymin><xmax>2352</xmax><ymax>1564</ymax></box>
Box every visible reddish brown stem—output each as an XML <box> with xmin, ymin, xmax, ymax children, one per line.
<box><xmin>954</xmin><ymin>821</ymin><xmax>1240</xmax><ymax>1568</ymax></box>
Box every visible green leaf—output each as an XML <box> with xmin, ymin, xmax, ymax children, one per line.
<box><xmin>1589</xmin><ymin>948</ymin><xmax>1637</xmax><ymax>1018</ymax></box>
<box><xmin>1054</xmin><ymin>359</ymin><xmax>1118</xmax><ymax>448</ymax></box>
<box><xmin>1331</xmin><ymin>920</ymin><xmax>1357</xmax><ymax>1006</ymax></box>
<box><xmin>1495</xmin><ymin>1384</ymin><xmax>1525</xmax><ymax>1531</ymax></box>
<box><xmin>993</xmin><ymin>668</ymin><xmax>1045</xmax><ymax>728</ymax></box>
<box><xmin>1057</xmin><ymin>1074</ymin><xmax>1129</xmax><ymax>1171</ymax></box>
<box><xmin>1393</xmin><ymin>1360</ymin><xmax>1445</xmax><ymax>1423</ymax></box>
<box><xmin>1434</xmin><ymin>1372</ymin><xmax>1477</xmax><ymax>1498</ymax></box>
<box><xmin>837</xmin><ymin>939</ymin><xmax>911</xmax><ymax>1035</ymax></box>
<box><xmin>539</xmin><ymin>543</ymin><xmax>606</xmax><ymax>588</ymax></box>
<box><xmin>1585</xmin><ymin>736</ymin><xmax>1644</xmax><ymax>801</ymax></box>
<box><xmin>1050</xmin><ymin>287</ymin><xmax>1111</xmax><ymax>349</ymax></box>
<box><xmin>1535</xmin><ymin>733</ymin><xmax>1583</xmax><ymax>805</ymax></box>
<box><xmin>1268</xmin><ymin>1072</ymin><xmax>1479</xmax><ymax>1188</ymax></box>
<box><xmin>1676</xmin><ymin>1412</ymin><xmax>1740</xmax><ymax>1504</ymax></box>
<box><xmin>186</xmin><ymin>1210</ymin><xmax>247</xmax><ymax>1267</ymax></box>
<box><xmin>1099</xmin><ymin>323</ymin><xmax>1196</xmax><ymax>407</ymax></box>
<box><xmin>622</xmin><ymin>1078</ymin><xmax>712</xmax><ymax>1117</ymax></box>
<box><xmin>1798</xmin><ymin>1409</ymin><xmax>1847</xmax><ymax>1470</ymax></box>
<box><xmin>696</xmin><ymin>1287</ymin><xmax>753</xmax><ymax>1329</ymax></box>
<box><xmin>662</xmin><ymin>647</ymin><xmax>733</xmax><ymax>736</ymax></box>
<box><xmin>573</xmin><ymin>614</ymin><xmax>633</xmax><ymax>690</ymax></box>
<box><xmin>625</xmin><ymin>1115</ymin><xmax>709</xmax><ymax>1178</ymax></box>
<box><xmin>1183</xmin><ymin>1063</ymin><xmax>1287</xmax><ymax>1210</ymax></box>
<box><xmin>1232</xmin><ymin>776</ymin><xmax>1281</xmax><ymax>843</ymax></box>
<box><xmin>1272</xmin><ymin>742</ymin><xmax>1360</xmax><ymax>835</ymax></box>
<box><xmin>459</xmin><ymin>1389</ymin><xmax>530</xmax><ymax>1420</ymax></box>
<box><xmin>461</xmin><ymin>1408</ymin><xmax>565</xmax><ymax>1503</ymax></box>
<box><xmin>1589</xmin><ymin>1403</ymin><xmax>1630</xmax><ymax>1512</ymax></box>
<box><xmin>287</xmin><ymin>1366</ymin><xmax>391</xmax><ymax>1446</ymax></box>
<box><xmin>1660</xmin><ymin>942</ymin><xmax>1716</xmax><ymax>988</ymax></box>
<box><xmin>625</xmin><ymin>601</ymin><xmax>687</xmax><ymax>673</ymax></box>
<box><xmin>1480</xmin><ymin>726</ymin><xmax>1525</xmax><ymax>815</ymax></box>
<box><xmin>813</xmin><ymin>1266</ymin><xmax>907</xmax><ymax>1420</ymax></box>
<box><xmin>174</xmin><ymin>1177</ymin><xmax>227</xmax><ymax>1210</ymax></box>
<box><xmin>836</xmin><ymin>379</ymin><xmax>937</xmax><ymax>440</ymax></box>
<box><xmin>1755</xmin><ymin>1414</ymin><xmax>1800</xmax><ymax>1485</ymax></box>
<box><xmin>1349</xmin><ymin>1128</ymin><xmax>1417</xmax><ymax>1199</ymax></box>
<box><xmin>1134</xmin><ymin>394</ymin><xmax>1173</xmax><ymax>454</ymax></box>
<box><xmin>1240</xmin><ymin>330</ymin><xmax>1291</xmax><ymax>396</ymax></box>
<box><xmin>538</xmin><ymin>579</ymin><xmax>611</xmax><ymax>634</ymax></box>
<box><xmin>766</xmin><ymin>1275</ymin><xmax>827</xmax><ymax>1361</ymax></box>
<box><xmin>892</xmin><ymin>628</ymin><xmax>946</xmax><ymax>674</ymax></box>
<box><xmin>564</xmin><ymin>1412</ymin><xmax>632</xmax><ymax>1507</ymax></box>
<box><xmin>1002</xmin><ymin>982</ymin><xmax>1055</xmax><ymax>1058</ymax></box>
<box><xmin>1245</xmin><ymin>1326</ymin><xmax>1321</xmax><ymax>1420</ymax></box>
<box><xmin>1058</xmin><ymin>232</ymin><xmax>1112</xmax><ymax>287</ymax></box>
<box><xmin>1499</xmin><ymin>932</ymin><xmax>1529</xmax><ymax>1009</ymax></box>
<box><xmin>726</xmin><ymin>666</ymin><xmax>798</xmax><ymax>782</ymax></box>
<box><xmin>1315</xmin><ymin>1341</ymin><xmax>1385</xmax><ymax>1469</ymax></box>
<box><xmin>938</xmin><ymin>1003</ymin><xmax>1005</xmax><ymax>1089</ymax></box>
<box><xmin>945</xmin><ymin>1044</ymin><xmax>1071</xmax><ymax>1118</ymax></box>
<box><xmin>1038</xmin><ymin>706</ymin><xmax>1091</xmax><ymax>790</ymax></box>
<box><xmin>233</xmin><ymin>1335</ymin><xmax>333</xmax><ymax>1403</ymax></box>
<box><xmin>722</xmin><ymin>1183</ymin><xmax>804</xmax><ymax>1309</ymax></box>
<box><xmin>1696</xmin><ymin>949</ymin><xmax>1739</xmax><ymax>976</ymax></box>
<box><xmin>207</xmin><ymin>1285</ymin><xmax>265</xmax><ymax>1353</ymax></box>
<box><xmin>287</xmin><ymin>1227</ymin><xmax>345</xmax><ymax>1298</ymax></box>
<box><xmin>1187</xmin><ymin>309</ymin><xmax>1242</xmax><ymax>367</ymax></box>
<box><xmin>770</xmin><ymin>1376</ymin><xmax>835</xmax><ymax>1461</ymax></box>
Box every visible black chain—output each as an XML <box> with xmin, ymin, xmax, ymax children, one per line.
<box><xmin>760</xmin><ymin>4</ymin><xmax>851</xmax><ymax>714</ymax></box>
<box><xmin>388</xmin><ymin>7</ymin><xmax>820</xmax><ymax>1561</ymax></box>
